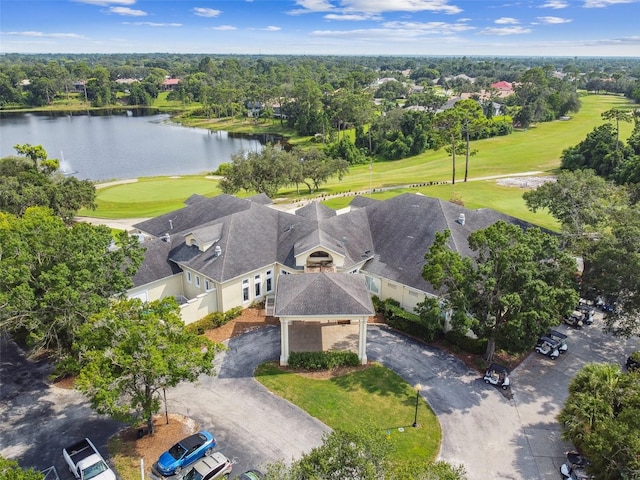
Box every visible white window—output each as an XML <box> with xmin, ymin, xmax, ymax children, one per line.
<box><xmin>186</xmin><ymin>271</ymin><xmax>192</xmax><ymax>283</ymax></box>
<box><xmin>195</xmin><ymin>276</ymin><xmax>201</xmax><ymax>288</ymax></box>
<box><xmin>365</xmin><ymin>276</ymin><xmax>380</xmax><ymax>295</ymax></box>
<box><xmin>265</xmin><ymin>270</ymin><xmax>273</xmax><ymax>293</ymax></box>
<box><xmin>242</xmin><ymin>279</ymin><xmax>250</xmax><ymax>302</ymax></box>
<box><xmin>205</xmin><ymin>279</ymin><xmax>211</xmax><ymax>291</ymax></box>
<box><xmin>254</xmin><ymin>274</ymin><xmax>262</xmax><ymax>298</ymax></box>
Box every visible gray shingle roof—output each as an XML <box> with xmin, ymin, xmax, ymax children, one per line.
<box><xmin>274</xmin><ymin>272</ymin><xmax>374</xmax><ymax>316</ymax></box>
<box><xmin>295</xmin><ymin>201</ymin><xmax>336</xmax><ymax>221</ymax></box>
<box><xmin>132</xmin><ymin>237</ymin><xmax>182</xmax><ymax>287</ymax></box>
<box><xmin>134</xmin><ymin>192</ymin><xmax>535</xmax><ymax>293</ymax></box>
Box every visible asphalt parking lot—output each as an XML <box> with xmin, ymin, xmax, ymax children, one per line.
<box><xmin>1</xmin><ymin>312</ymin><xmax>638</xmax><ymax>480</ymax></box>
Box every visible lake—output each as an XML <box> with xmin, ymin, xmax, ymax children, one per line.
<box><xmin>0</xmin><ymin>110</ymin><xmax>267</xmax><ymax>181</ymax></box>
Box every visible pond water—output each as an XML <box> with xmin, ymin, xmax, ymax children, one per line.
<box><xmin>0</xmin><ymin>110</ymin><xmax>267</xmax><ymax>181</ymax></box>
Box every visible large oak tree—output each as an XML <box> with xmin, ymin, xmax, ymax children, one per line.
<box><xmin>422</xmin><ymin>221</ymin><xmax>578</xmax><ymax>361</ymax></box>
<box><xmin>0</xmin><ymin>207</ymin><xmax>143</xmax><ymax>359</ymax></box>
<box><xmin>75</xmin><ymin>297</ymin><xmax>222</xmax><ymax>435</ymax></box>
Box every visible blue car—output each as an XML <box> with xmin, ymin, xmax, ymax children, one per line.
<box><xmin>156</xmin><ymin>431</ymin><xmax>216</xmax><ymax>476</ymax></box>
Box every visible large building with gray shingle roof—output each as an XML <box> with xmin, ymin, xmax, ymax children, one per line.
<box><xmin>129</xmin><ymin>192</ymin><xmax>532</xmax><ymax>364</ymax></box>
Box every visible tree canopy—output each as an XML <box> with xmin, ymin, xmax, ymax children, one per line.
<box><xmin>75</xmin><ymin>297</ymin><xmax>222</xmax><ymax>434</ymax></box>
<box><xmin>422</xmin><ymin>221</ymin><xmax>579</xmax><ymax>361</ymax></box>
<box><xmin>558</xmin><ymin>363</ymin><xmax>640</xmax><ymax>480</ymax></box>
<box><xmin>0</xmin><ymin>144</ymin><xmax>96</xmax><ymax>223</ymax></box>
<box><xmin>219</xmin><ymin>144</ymin><xmax>348</xmax><ymax>197</ymax></box>
<box><xmin>0</xmin><ymin>457</ymin><xmax>43</xmax><ymax>480</ymax></box>
<box><xmin>263</xmin><ymin>428</ymin><xmax>467</xmax><ymax>480</ymax></box>
<box><xmin>0</xmin><ymin>207</ymin><xmax>144</xmax><ymax>359</ymax></box>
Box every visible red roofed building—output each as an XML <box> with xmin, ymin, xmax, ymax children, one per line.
<box><xmin>161</xmin><ymin>78</ymin><xmax>181</xmax><ymax>91</ymax></box>
<box><xmin>491</xmin><ymin>81</ymin><xmax>513</xmax><ymax>92</ymax></box>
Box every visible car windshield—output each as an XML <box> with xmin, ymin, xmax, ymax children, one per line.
<box><xmin>168</xmin><ymin>443</ymin><xmax>187</xmax><ymax>460</ymax></box>
<box><xmin>82</xmin><ymin>461</ymin><xmax>108</xmax><ymax>480</ymax></box>
<box><xmin>182</xmin><ymin>468</ymin><xmax>203</xmax><ymax>480</ymax></box>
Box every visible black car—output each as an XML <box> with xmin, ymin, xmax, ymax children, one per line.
<box><xmin>626</xmin><ymin>352</ymin><xmax>640</xmax><ymax>371</ymax></box>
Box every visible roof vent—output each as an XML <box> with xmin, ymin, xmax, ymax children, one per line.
<box><xmin>457</xmin><ymin>213</ymin><xmax>466</xmax><ymax>225</ymax></box>
<box><xmin>162</xmin><ymin>233</ymin><xmax>171</xmax><ymax>243</ymax></box>
<box><xmin>214</xmin><ymin>245</ymin><xmax>222</xmax><ymax>257</ymax></box>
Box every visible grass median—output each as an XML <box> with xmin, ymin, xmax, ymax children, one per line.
<box><xmin>255</xmin><ymin>362</ymin><xmax>441</xmax><ymax>463</ymax></box>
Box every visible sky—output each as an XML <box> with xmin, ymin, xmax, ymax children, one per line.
<box><xmin>1</xmin><ymin>0</ymin><xmax>639</xmax><ymax>57</ymax></box>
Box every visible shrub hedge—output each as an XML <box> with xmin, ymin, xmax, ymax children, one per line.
<box><xmin>288</xmin><ymin>351</ymin><xmax>361</xmax><ymax>370</ymax></box>
<box><xmin>185</xmin><ymin>306</ymin><xmax>244</xmax><ymax>335</ymax></box>
<box><xmin>375</xmin><ymin>297</ymin><xmax>488</xmax><ymax>355</ymax></box>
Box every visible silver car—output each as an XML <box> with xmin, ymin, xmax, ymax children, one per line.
<box><xmin>182</xmin><ymin>452</ymin><xmax>232</xmax><ymax>480</ymax></box>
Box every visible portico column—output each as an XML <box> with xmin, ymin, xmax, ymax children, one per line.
<box><xmin>280</xmin><ymin>318</ymin><xmax>290</xmax><ymax>366</ymax></box>
<box><xmin>358</xmin><ymin>316</ymin><xmax>368</xmax><ymax>365</ymax></box>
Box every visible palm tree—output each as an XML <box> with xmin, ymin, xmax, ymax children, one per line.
<box><xmin>601</xmin><ymin>108</ymin><xmax>632</xmax><ymax>151</ymax></box>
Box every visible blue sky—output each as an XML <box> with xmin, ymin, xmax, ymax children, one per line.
<box><xmin>1</xmin><ymin>0</ymin><xmax>639</xmax><ymax>56</ymax></box>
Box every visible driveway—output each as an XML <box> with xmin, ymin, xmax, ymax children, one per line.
<box><xmin>1</xmin><ymin>315</ymin><xmax>637</xmax><ymax>479</ymax></box>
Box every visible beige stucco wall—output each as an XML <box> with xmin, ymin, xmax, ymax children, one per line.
<box><xmin>218</xmin><ymin>265</ymin><xmax>278</xmax><ymax>311</ymax></box>
<box><xmin>376</xmin><ymin>277</ymin><xmax>428</xmax><ymax>313</ymax></box>
<box><xmin>128</xmin><ymin>274</ymin><xmax>183</xmax><ymax>303</ymax></box>
<box><xmin>180</xmin><ymin>291</ymin><xmax>218</xmax><ymax>325</ymax></box>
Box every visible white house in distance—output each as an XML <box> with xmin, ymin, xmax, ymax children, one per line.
<box><xmin>129</xmin><ymin>193</ymin><xmax>532</xmax><ymax>364</ymax></box>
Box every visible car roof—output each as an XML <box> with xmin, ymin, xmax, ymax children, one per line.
<box><xmin>487</xmin><ymin>363</ymin><xmax>509</xmax><ymax>374</ymax></box>
<box><xmin>539</xmin><ymin>336</ymin><xmax>557</xmax><ymax>344</ymax></box>
<box><xmin>548</xmin><ymin>330</ymin><xmax>567</xmax><ymax>339</ymax></box>
<box><xmin>193</xmin><ymin>452</ymin><xmax>229</xmax><ymax>474</ymax></box>
<box><xmin>180</xmin><ymin>432</ymin><xmax>208</xmax><ymax>449</ymax></box>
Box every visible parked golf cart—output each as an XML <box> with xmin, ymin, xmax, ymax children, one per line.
<box><xmin>483</xmin><ymin>363</ymin><xmax>510</xmax><ymax>390</ymax></box>
<box><xmin>576</xmin><ymin>302</ymin><xmax>595</xmax><ymax>325</ymax></box>
<box><xmin>563</xmin><ymin>311</ymin><xmax>584</xmax><ymax>329</ymax></box>
<box><xmin>535</xmin><ymin>336</ymin><xmax>560</xmax><ymax>359</ymax></box>
<box><xmin>560</xmin><ymin>451</ymin><xmax>594</xmax><ymax>480</ymax></box>
<box><xmin>545</xmin><ymin>330</ymin><xmax>568</xmax><ymax>353</ymax></box>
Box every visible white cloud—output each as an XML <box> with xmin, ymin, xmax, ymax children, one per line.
<box><xmin>193</xmin><ymin>7</ymin><xmax>222</xmax><ymax>17</ymax></box>
<box><xmin>261</xmin><ymin>26</ymin><xmax>282</xmax><ymax>31</ymax></box>
<box><xmin>1</xmin><ymin>31</ymin><xmax>88</xmax><ymax>39</ymax></box>
<box><xmin>109</xmin><ymin>6</ymin><xmax>146</xmax><ymax>16</ymax></box>
<box><xmin>383</xmin><ymin>20</ymin><xmax>475</xmax><ymax>34</ymax></box>
<box><xmin>480</xmin><ymin>26</ymin><xmax>532</xmax><ymax>35</ymax></box>
<box><xmin>211</xmin><ymin>25</ymin><xmax>237</xmax><ymax>30</ymax></box>
<box><xmin>324</xmin><ymin>13</ymin><xmax>382</xmax><ymax>20</ymax></box>
<box><xmin>289</xmin><ymin>0</ymin><xmax>462</xmax><ymax>15</ymax></box>
<box><xmin>122</xmin><ymin>22</ymin><xmax>182</xmax><ymax>27</ymax></box>
<box><xmin>341</xmin><ymin>0</ymin><xmax>462</xmax><ymax>14</ymax></box>
<box><xmin>495</xmin><ymin>17</ymin><xmax>519</xmax><ymax>24</ymax></box>
<box><xmin>74</xmin><ymin>0</ymin><xmax>135</xmax><ymax>5</ymax></box>
<box><xmin>540</xmin><ymin>0</ymin><xmax>568</xmax><ymax>8</ymax></box>
<box><xmin>537</xmin><ymin>16</ymin><xmax>572</xmax><ymax>23</ymax></box>
<box><xmin>583</xmin><ymin>0</ymin><xmax>638</xmax><ymax>7</ymax></box>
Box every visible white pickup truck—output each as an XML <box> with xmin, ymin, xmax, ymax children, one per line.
<box><xmin>62</xmin><ymin>438</ymin><xmax>116</xmax><ymax>480</ymax></box>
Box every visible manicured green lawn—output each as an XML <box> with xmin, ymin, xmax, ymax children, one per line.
<box><xmin>84</xmin><ymin>94</ymin><xmax>632</xmax><ymax>226</ymax></box>
<box><xmin>79</xmin><ymin>176</ymin><xmax>223</xmax><ymax>218</ymax></box>
<box><xmin>255</xmin><ymin>362</ymin><xmax>441</xmax><ymax>464</ymax></box>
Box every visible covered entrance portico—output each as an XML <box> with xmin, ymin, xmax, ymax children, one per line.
<box><xmin>274</xmin><ymin>272</ymin><xmax>374</xmax><ymax>366</ymax></box>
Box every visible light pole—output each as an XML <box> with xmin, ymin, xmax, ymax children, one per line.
<box><xmin>412</xmin><ymin>383</ymin><xmax>422</xmax><ymax>428</ymax></box>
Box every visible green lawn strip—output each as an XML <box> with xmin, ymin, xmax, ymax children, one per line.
<box><xmin>278</xmin><ymin>94</ymin><xmax>634</xmax><ymax>197</ymax></box>
<box><xmin>85</xmin><ymin>94</ymin><xmax>630</xmax><ymax>223</ymax></box>
<box><xmin>79</xmin><ymin>176</ymin><xmax>223</xmax><ymax>218</ymax></box>
<box><xmin>321</xmin><ymin>181</ymin><xmax>560</xmax><ymax>231</ymax></box>
<box><xmin>255</xmin><ymin>362</ymin><xmax>441</xmax><ymax>464</ymax></box>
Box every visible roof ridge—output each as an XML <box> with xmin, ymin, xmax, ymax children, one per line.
<box><xmin>439</xmin><ymin>198</ymin><xmax>461</xmax><ymax>252</ymax></box>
